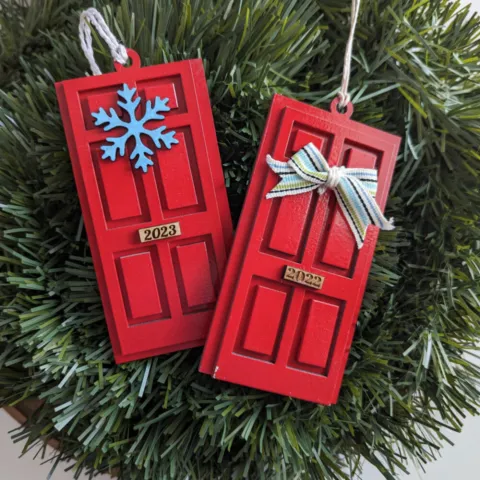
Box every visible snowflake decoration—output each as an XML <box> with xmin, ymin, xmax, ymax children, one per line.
<box><xmin>92</xmin><ymin>84</ymin><xmax>179</xmax><ymax>172</ymax></box>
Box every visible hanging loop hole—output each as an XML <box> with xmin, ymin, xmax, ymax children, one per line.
<box><xmin>114</xmin><ymin>48</ymin><xmax>141</xmax><ymax>72</ymax></box>
<box><xmin>330</xmin><ymin>98</ymin><xmax>354</xmax><ymax>118</ymax></box>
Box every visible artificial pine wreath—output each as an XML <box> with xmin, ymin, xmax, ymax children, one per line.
<box><xmin>1</xmin><ymin>0</ymin><xmax>479</xmax><ymax>479</ymax></box>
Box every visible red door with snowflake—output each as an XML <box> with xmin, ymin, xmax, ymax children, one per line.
<box><xmin>56</xmin><ymin>51</ymin><xmax>232</xmax><ymax>363</ymax></box>
<box><xmin>200</xmin><ymin>94</ymin><xmax>399</xmax><ymax>404</ymax></box>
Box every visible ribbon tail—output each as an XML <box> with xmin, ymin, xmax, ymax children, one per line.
<box><xmin>335</xmin><ymin>177</ymin><xmax>395</xmax><ymax>248</ymax></box>
<box><xmin>333</xmin><ymin>189</ymin><xmax>366</xmax><ymax>249</ymax></box>
<box><xmin>348</xmin><ymin>176</ymin><xmax>395</xmax><ymax>232</ymax></box>
<box><xmin>381</xmin><ymin>217</ymin><xmax>395</xmax><ymax>231</ymax></box>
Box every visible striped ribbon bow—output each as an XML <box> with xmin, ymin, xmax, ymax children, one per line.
<box><xmin>266</xmin><ymin>142</ymin><xmax>394</xmax><ymax>249</ymax></box>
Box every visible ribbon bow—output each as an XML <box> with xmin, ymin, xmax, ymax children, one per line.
<box><xmin>266</xmin><ymin>143</ymin><xmax>394</xmax><ymax>248</ymax></box>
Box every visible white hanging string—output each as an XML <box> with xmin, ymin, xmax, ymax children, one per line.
<box><xmin>78</xmin><ymin>7</ymin><xmax>128</xmax><ymax>76</ymax></box>
<box><xmin>338</xmin><ymin>0</ymin><xmax>361</xmax><ymax>109</ymax></box>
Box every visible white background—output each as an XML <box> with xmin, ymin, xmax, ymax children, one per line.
<box><xmin>1</xmin><ymin>0</ymin><xmax>479</xmax><ymax>478</ymax></box>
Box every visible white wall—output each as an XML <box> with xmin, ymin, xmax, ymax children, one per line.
<box><xmin>1</xmin><ymin>0</ymin><xmax>479</xmax><ymax>478</ymax></box>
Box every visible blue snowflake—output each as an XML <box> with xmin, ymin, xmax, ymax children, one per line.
<box><xmin>92</xmin><ymin>84</ymin><xmax>179</xmax><ymax>172</ymax></box>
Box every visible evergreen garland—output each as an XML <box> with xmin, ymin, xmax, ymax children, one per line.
<box><xmin>0</xmin><ymin>0</ymin><xmax>479</xmax><ymax>478</ymax></box>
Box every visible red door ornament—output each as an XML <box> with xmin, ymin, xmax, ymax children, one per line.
<box><xmin>200</xmin><ymin>94</ymin><xmax>400</xmax><ymax>404</ymax></box>
<box><xmin>56</xmin><ymin>28</ymin><xmax>232</xmax><ymax>363</ymax></box>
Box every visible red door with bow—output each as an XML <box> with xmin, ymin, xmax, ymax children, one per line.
<box><xmin>200</xmin><ymin>94</ymin><xmax>399</xmax><ymax>404</ymax></box>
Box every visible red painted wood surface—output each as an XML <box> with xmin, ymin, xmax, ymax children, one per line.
<box><xmin>200</xmin><ymin>94</ymin><xmax>400</xmax><ymax>404</ymax></box>
<box><xmin>56</xmin><ymin>50</ymin><xmax>232</xmax><ymax>363</ymax></box>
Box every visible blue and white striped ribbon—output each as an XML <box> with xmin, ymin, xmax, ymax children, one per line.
<box><xmin>266</xmin><ymin>142</ymin><xmax>394</xmax><ymax>249</ymax></box>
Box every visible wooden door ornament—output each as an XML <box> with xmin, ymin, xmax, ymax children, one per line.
<box><xmin>56</xmin><ymin>8</ymin><xmax>232</xmax><ymax>363</ymax></box>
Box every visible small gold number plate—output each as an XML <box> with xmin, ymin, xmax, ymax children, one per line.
<box><xmin>283</xmin><ymin>266</ymin><xmax>324</xmax><ymax>290</ymax></box>
<box><xmin>139</xmin><ymin>222</ymin><xmax>181</xmax><ymax>243</ymax></box>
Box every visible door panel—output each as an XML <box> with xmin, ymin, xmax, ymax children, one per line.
<box><xmin>236</xmin><ymin>279</ymin><xmax>291</xmax><ymax>362</ymax></box>
<box><xmin>290</xmin><ymin>294</ymin><xmax>344</xmax><ymax>374</ymax></box>
<box><xmin>117</xmin><ymin>250</ymin><xmax>165</xmax><ymax>322</ymax></box>
<box><xmin>92</xmin><ymin>144</ymin><xmax>150</xmax><ymax>226</ymax></box>
<box><xmin>56</xmin><ymin>58</ymin><xmax>232</xmax><ymax>363</ymax></box>
<box><xmin>173</xmin><ymin>239</ymin><xmax>217</xmax><ymax>311</ymax></box>
<box><xmin>200</xmin><ymin>94</ymin><xmax>399</xmax><ymax>404</ymax></box>
<box><xmin>155</xmin><ymin>131</ymin><xmax>199</xmax><ymax>211</ymax></box>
